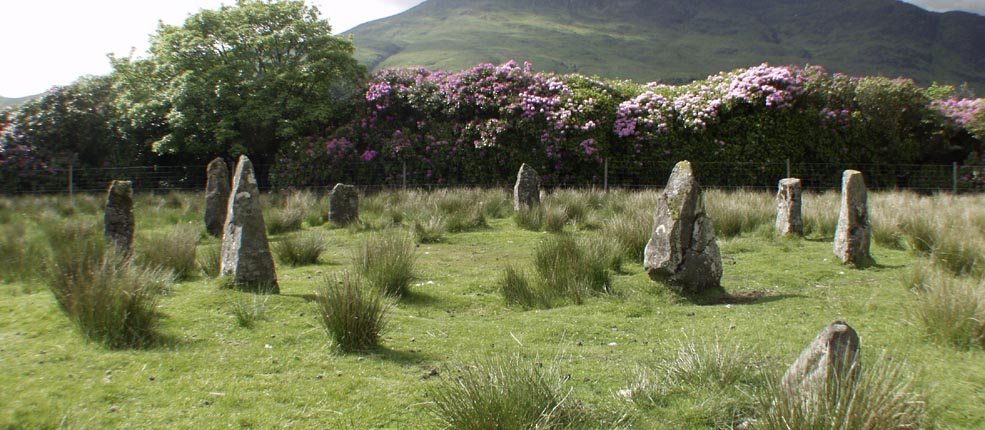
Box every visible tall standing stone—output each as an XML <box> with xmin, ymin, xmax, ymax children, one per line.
<box><xmin>329</xmin><ymin>183</ymin><xmax>359</xmax><ymax>226</ymax></box>
<box><xmin>204</xmin><ymin>157</ymin><xmax>230</xmax><ymax>238</ymax></box>
<box><xmin>833</xmin><ymin>170</ymin><xmax>870</xmax><ymax>265</ymax></box>
<box><xmin>221</xmin><ymin>156</ymin><xmax>278</xmax><ymax>292</ymax></box>
<box><xmin>775</xmin><ymin>178</ymin><xmax>803</xmax><ymax>236</ymax></box>
<box><xmin>643</xmin><ymin>161</ymin><xmax>722</xmax><ymax>293</ymax></box>
<box><xmin>104</xmin><ymin>180</ymin><xmax>134</xmax><ymax>255</ymax></box>
<box><xmin>781</xmin><ymin>321</ymin><xmax>860</xmax><ymax>398</ymax></box>
<box><xmin>513</xmin><ymin>163</ymin><xmax>540</xmax><ymax>211</ymax></box>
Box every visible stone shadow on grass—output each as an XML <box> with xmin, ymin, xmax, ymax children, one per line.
<box><xmin>674</xmin><ymin>285</ymin><xmax>806</xmax><ymax>306</ymax></box>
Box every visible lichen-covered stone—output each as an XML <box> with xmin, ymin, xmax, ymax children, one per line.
<box><xmin>104</xmin><ymin>180</ymin><xmax>134</xmax><ymax>254</ymax></box>
<box><xmin>513</xmin><ymin>163</ymin><xmax>540</xmax><ymax>211</ymax></box>
<box><xmin>204</xmin><ymin>157</ymin><xmax>230</xmax><ymax>238</ymax></box>
<box><xmin>329</xmin><ymin>183</ymin><xmax>359</xmax><ymax>226</ymax></box>
<box><xmin>643</xmin><ymin>161</ymin><xmax>722</xmax><ymax>292</ymax></box>
<box><xmin>775</xmin><ymin>178</ymin><xmax>803</xmax><ymax>236</ymax></box>
<box><xmin>781</xmin><ymin>321</ymin><xmax>860</xmax><ymax>398</ymax></box>
<box><xmin>833</xmin><ymin>170</ymin><xmax>870</xmax><ymax>265</ymax></box>
<box><xmin>220</xmin><ymin>156</ymin><xmax>278</xmax><ymax>292</ymax></box>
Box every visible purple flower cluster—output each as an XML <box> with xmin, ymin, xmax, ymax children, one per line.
<box><xmin>933</xmin><ymin>98</ymin><xmax>984</xmax><ymax>127</ymax></box>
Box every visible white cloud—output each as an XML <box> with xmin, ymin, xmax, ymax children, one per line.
<box><xmin>902</xmin><ymin>0</ymin><xmax>985</xmax><ymax>15</ymax></box>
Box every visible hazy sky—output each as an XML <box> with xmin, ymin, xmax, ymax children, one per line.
<box><xmin>0</xmin><ymin>0</ymin><xmax>980</xmax><ymax>98</ymax></box>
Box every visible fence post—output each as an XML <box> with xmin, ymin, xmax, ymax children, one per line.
<box><xmin>402</xmin><ymin>161</ymin><xmax>407</xmax><ymax>190</ymax></box>
<box><xmin>68</xmin><ymin>163</ymin><xmax>74</xmax><ymax>196</ymax></box>
<box><xmin>786</xmin><ymin>158</ymin><xmax>791</xmax><ymax>179</ymax></box>
<box><xmin>953</xmin><ymin>162</ymin><xmax>958</xmax><ymax>194</ymax></box>
<box><xmin>603</xmin><ymin>158</ymin><xmax>608</xmax><ymax>193</ymax></box>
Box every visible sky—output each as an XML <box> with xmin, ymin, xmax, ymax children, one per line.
<box><xmin>0</xmin><ymin>0</ymin><xmax>981</xmax><ymax>98</ymax></box>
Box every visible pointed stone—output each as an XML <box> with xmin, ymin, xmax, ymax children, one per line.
<box><xmin>329</xmin><ymin>183</ymin><xmax>359</xmax><ymax>226</ymax></box>
<box><xmin>781</xmin><ymin>320</ymin><xmax>861</xmax><ymax>396</ymax></box>
<box><xmin>204</xmin><ymin>157</ymin><xmax>231</xmax><ymax>238</ymax></box>
<box><xmin>643</xmin><ymin>161</ymin><xmax>722</xmax><ymax>293</ymax></box>
<box><xmin>513</xmin><ymin>163</ymin><xmax>540</xmax><ymax>211</ymax></box>
<box><xmin>775</xmin><ymin>178</ymin><xmax>803</xmax><ymax>236</ymax></box>
<box><xmin>104</xmin><ymin>180</ymin><xmax>134</xmax><ymax>255</ymax></box>
<box><xmin>833</xmin><ymin>170</ymin><xmax>870</xmax><ymax>265</ymax></box>
<box><xmin>220</xmin><ymin>156</ymin><xmax>278</xmax><ymax>292</ymax></box>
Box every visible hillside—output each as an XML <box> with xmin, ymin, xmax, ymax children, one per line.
<box><xmin>0</xmin><ymin>94</ymin><xmax>38</xmax><ymax>110</ymax></box>
<box><xmin>345</xmin><ymin>0</ymin><xmax>985</xmax><ymax>91</ymax></box>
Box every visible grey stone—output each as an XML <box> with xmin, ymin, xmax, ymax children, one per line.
<box><xmin>329</xmin><ymin>183</ymin><xmax>359</xmax><ymax>226</ymax></box>
<box><xmin>781</xmin><ymin>320</ymin><xmax>860</xmax><ymax>397</ymax></box>
<box><xmin>204</xmin><ymin>157</ymin><xmax>230</xmax><ymax>238</ymax></box>
<box><xmin>513</xmin><ymin>163</ymin><xmax>540</xmax><ymax>211</ymax></box>
<box><xmin>104</xmin><ymin>180</ymin><xmax>134</xmax><ymax>254</ymax></box>
<box><xmin>775</xmin><ymin>178</ymin><xmax>803</xmax><ymax>236</ymax></box>
<box><xmin>643</xmin><ymin>161</ymin><xmax>722</xmax><ymax>293</ymax></box>
<box><xmin>220</xmin><ymin>156</ymin><xmax>278</xmax><ymax>292</ymax></box>
<box><xmin>833</xmin><ymin>170</ymin><xmax>870</xmax><ymax>265</ymax></box>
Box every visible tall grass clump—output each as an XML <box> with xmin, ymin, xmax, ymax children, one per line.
<box><xmin>498</xmin><ymin>265</ymin><xmax>549</xmax><ymax>309</ymax></box>
<box><xmin>758</xmin><ymin>353</ymin><xmax>928</xmax><ymax>430</ymax></box>
<box><xmin>274</xmin><ymin>231</ymin><xmax>326</xmax><ymax>266</ymax></box>
<box><xmin>802</xmin><ymin>191</ymin><xmax>839</xmax><ymax>238</ymax></box>
<box><xmin>429</xmin><ymin>354</ymin><xmax>592</xmax><ymax>430</ymax></box>
<box><xmin>703</xmin><ymin>189</ymin><xmax>774</xmax><ymax>238</ymax></box>
<box><xmin>0</xmin><ymin>221</ymin><xmax>47</xmax><ymax>284</ymax></box>
<box><xmin>266</xmin><ymin>190</ymin><xmax>316</xmax><ymax>234</ymax></box>
<box><xmin>198</xmin><ymin>245</ymin><xmax>222</xmax><ymax>278</ymax></box>
<box><xmin>136</xmin><ymin>223</ymin><xmax>199</xmax><ymax>280</ymax></box>
<box><xmin>413</xmin><ymin>215</ymin><xmax>446</xmax><ymax>244</ymax></box>
<box><xmin>513</xmin><ymin>206</ymin><xmax>543</xmax><ymax>231</ymax></box>
<box><xmin>44</xmin><ymin>222</ymin><xmax>172</xmax><ymax>349</ymax></box>
<box><xmin>533</xmin><ymin>235</ymin><xmax>611</xmax><ymax>304</ymax></box>
<box><xmin>314</xmin><ymin>271</ymin><xmax>390</xmax><ymax>352</ymax></box>
<box><xmin>353</xmin><ymin>231</ymin><xmax>416</xmax><ymax>296</ymax></box>
<box><xmin>625</xmin><ymin>336</ymin><xmax>766</xmax><ymax>429</ymax></box>
<box><xmin>601</xmin><ymin>203</ymin><xmax>653</xmax><ymax>260</ymax></box>
<box><xmin>230</xmin><ymin>293</ymin><xmax>271</xmax><ymax>329</ymax></box>
<box><xmin>907</xmin><ymin>267</ymin><xmax>985</xmax><ymax>349</ymax></box>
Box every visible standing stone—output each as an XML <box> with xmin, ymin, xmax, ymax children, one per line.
<box><xmin>775</xmin><ymin>178</ymin><xmax>803</xmax><ymax>236</ymax></box>
<box><xmin>220</xmin><ymin>156</ymin><xmax>278</xmax><ymax>292</ymax></box>
<box><xmin>833</xmin><ymin>170</ymin><xmax>870</xmax><ymax>265</ymax></box>
<box><xmin>204</xmin><ymin>157</ymin><xmax>230</xmax><ymax>238</ymax></box>
<box><xmin>329</xmin><ymin>183</ymin><xmax>359</xmax><ymax>226</ymax></box>
<box><xmin>513</xmin><ymin>163</ymin><xmax>540</xmax><ymax>211</ymax></box>
<box><xmin>643</xmin><ymin>161</ymin><xmax>722</xmax><ymax>293</ymax></box>
<box><xmin>104</xmin><ymin>180</ymin><xmax>134</xmax><ymax>255</ymax></box>
<box><xmin>781</xmin><ymin>321</ymin><xmax>860</xmax><ymax>397</ymax></box>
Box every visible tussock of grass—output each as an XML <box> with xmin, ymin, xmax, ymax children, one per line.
<box><xmin>759</xmin><ymin>353</ymin><xmax>928</xmax><ymax>430</ymax></box>
<box><xmin>274</xmin><ymin>231</ymin><xmax>326</xmax><ymax>266</ymax></box>
<box><xmin>625</xmin><ymin>336</ymin><xmax>766</xmax><ymax>428</ymax></box>
<box><xmin>802</xmin><ymin>191</ymin><xmax>839</xmax><ymax>238</ymax></box>
<box><xmin>907</xmin><ymin>267</ymin><xmax>985</xmax><ymax>350</ymax></box>
<box><xmin>498</xmin><ymin>265</ymin><xmax>549</xmax><ymax>309</ymax></box>
<box><xmin>428</xmin><ymin>354</ymin><xmax>593</xmax><ymax>430</ymax></box>
<box><xmin>230</xmin><ymin>293</ymin><xmax>271</xmax><ymax>329</ymax></box>
<box><xmin>198</xmin><ymin>245</ymin><xmax>222</xmax><ymax>278</ymax></box>
<box><xmin>533</xmin><ymin>235</ymin><xmax>611</xmax><ymax>304</ymax></box>
<box><xmin>45</xmin><ymin>225</ymin><xmax>172</xmax><ymax>349</ymax></box>
<box><xmin>0</xmin><ymin>221</ymin><xmax>47</xmax><ymax>285</ymax></box>
<box><xmin>314</xmin><ymin>271</ymin><xmax>390</xmax><ymax>352</ymax></box>
<box><xmin>353</xmin><ymin>231</ymin><xmax>416</xmax><ymax>297</ymax></box>
<box><xmin>703</xmin><ymin>189</ymin><xmax>774</xmax><ymax>238</ymax></box>
<box><xmin>413</xmin><ymin>215</ymin><xmax>446</xmax><ymax>243</ymax></box>
<box><xmin>136</xmin><ymin>223</ymin><xmax>199</xmax><ymax>280</ymax></box>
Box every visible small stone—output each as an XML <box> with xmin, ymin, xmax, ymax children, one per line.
<box><xmin>781</xmin><ymin>320</ymin><xmax>860</xmax><ymax>400</ymax></box>
<box><xmin>204</xmin><ymin>157</ymin><xmax>231</xmax><ymax>238</ymax></box>
<box><xmin>104</xmin><ymin>180</ymin><xmax>134</xmax><ymax>254</ymax></box>
<box><xmin>329</xmin><ymin>183</ymin><xmax>359</xmax><ymax>226</ymax></box>
<box><xmin>833</xmin><ymin>170</ymin><xmax>871</xmax><ymax>266</ymax></box>
<box><xmin>775</xmin><ymin>178</ymin><xmax>803</xmax><ymax>236</ymax></box>
<box><xmin>513</xmin><ymin>163</ymin><xmax>540</xmax><ymax>211</ymax></box>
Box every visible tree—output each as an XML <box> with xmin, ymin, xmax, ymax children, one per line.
<box><xmin>117</xmin><ymin>0</ymin><xmax>367</xmax><ymax>165</ymax></box>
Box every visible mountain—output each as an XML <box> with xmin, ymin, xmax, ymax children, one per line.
<box><xmin>345</xmin><ymin>0</ymin><xmax>985</xmax><ymax>92</ymax></box>
<box><xmin>0</xmin><ymin>94</ymin><xmax>39</xmax><ymax>110</ymax></box>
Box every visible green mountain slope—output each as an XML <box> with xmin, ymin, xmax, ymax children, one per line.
<box><xmin>346</xmin><ymin>0</ymin><xmax>985</xmax><ymax>91</ymax></box>
<box><xmin>0</xmin><ymin>94</ymin><xmax>40</xmax><ymax>110</ymax></box>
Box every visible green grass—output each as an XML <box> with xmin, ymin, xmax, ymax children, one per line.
<box><xmin>1</xmin><ymin>189</ymin><xmax>984</xmax><ymax>429</ymax></box>
<box><xmin>315</xmin><ymin>271</ymin><xmax>391</xmax><ymax>352</ymax></box>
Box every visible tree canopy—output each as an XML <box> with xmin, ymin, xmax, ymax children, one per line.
<box><xmin>114</xmin><ymin>0</ymin><xmax>367</xmax><ymax>162</ymax></box>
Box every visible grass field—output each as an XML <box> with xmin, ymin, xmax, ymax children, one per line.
<box><xmin>1</xmin><ymin>188</ymin><xmax>983</xmax><ymax>429</ymax></box>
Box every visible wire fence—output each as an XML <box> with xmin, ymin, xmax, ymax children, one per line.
<box><xmin>4</xmin><ymin>159</ymin><xmax>984</xmax><ymax>195</ymax></box>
